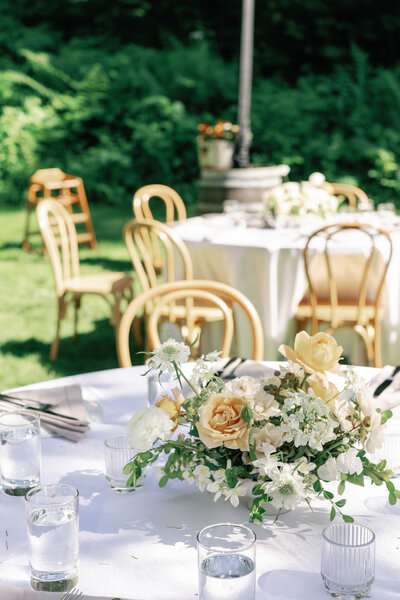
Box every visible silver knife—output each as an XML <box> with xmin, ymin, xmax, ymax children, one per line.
<box><xmin>373</xmin><ymin>365</ymin><xmax>400</xmax><ymax>397</ymax></box>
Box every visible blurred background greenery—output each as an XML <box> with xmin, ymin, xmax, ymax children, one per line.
<box><xmin>1</xmin><ymin>0</ymin><xmax>400</xmax><ymax>210</ymax></box>
<box><xmin>2</xmin><ymin>0</ymin><xmax>400</xmax><ymax>388</ymax></box>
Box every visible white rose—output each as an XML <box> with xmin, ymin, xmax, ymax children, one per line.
<box><xmin>127</xmin><ymin>406</ymin><xmax>174</xmax><ymax>452</ymax></box>
<box><xmin>363</xmin><ymin>412</ymin><xmax>386</xmax><ymax>453</ymax></box>
<box><xmin>309</xmin><ymin>172</ymin><xmax>326</xmax><ymax>186</ymax></box>
<box><xmin>224</xmin><ymin>376</ymin><xmax>260</xmax><ymax>400</ymax></box>
<box><xmin>251</xmin><ymin>423</ymin><xmax>284</xmax><ymax>457</ymax></box>
<box><xmin>336</xmin><ymin>448</ymin><xmax>363</xmax><ymax>475</ymax></box>
<box><xmin>317</xmin><ymin>457</ymin><xmax>338</xmax><ymax>481</ymax></box>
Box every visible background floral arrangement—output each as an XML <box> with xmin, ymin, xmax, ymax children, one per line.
<box><xmin>197</xmin><ymin>120</ymin><xmax>239</xmax><ymax>141</ymax></box>
<box><xmin>263</xmin><ymin>172</ymin><xmax>338</xmax><ymax>219</ymax></box>
<box><xmin>124</xmin><ymin>331</ymin><xmax>398</xmax><ymax>523</ymax></box>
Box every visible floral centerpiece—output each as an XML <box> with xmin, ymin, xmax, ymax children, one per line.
<box><xmin>124</xmin><ymin>332</ymin><xmax>398</xmax><ymax>523</ymax></box>
<box><xmin>263</xmin><ymin>172</ymin><xmax>338</xmax><ymax>219</ymax></box>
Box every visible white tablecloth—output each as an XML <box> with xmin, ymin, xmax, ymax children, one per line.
<box><xmin>2</xmin><ymin>365</ymin><xmax>400</xmax><ymax>599</ymax></box>
<box><xmin>171</xmin><ymin>214</ymin><xmax>400</xmax><ymax>365</ymax></box>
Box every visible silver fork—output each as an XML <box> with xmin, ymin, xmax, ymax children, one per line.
<box><xmin>60</xmin><ymin>587</ymin><xmax>83</xmax><ymax>600</ymax></box>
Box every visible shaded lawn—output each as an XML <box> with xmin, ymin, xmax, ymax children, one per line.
<box><xmin>0</xmin><ymin>204</ymin><xmax>145</xmax><ymax>390</ymax></box>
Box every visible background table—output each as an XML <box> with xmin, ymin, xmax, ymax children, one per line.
<box><xmin>171</xmin><ymin>213</ymin><xmax>400</xmax><ymax>366</ymax></box>
<box><xmin>1</xmin><ymin>365</ymin><xmax>400</xmax><ymax>599</ymax></box>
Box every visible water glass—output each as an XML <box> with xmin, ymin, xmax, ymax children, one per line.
<box><xmin>0</xmin><ymin>411</ymin><xmax>41</xmax><ymax>496</ymax></box>
<box><xmin>147</xmin><ymin>371</ymin><xmax>175</xmax><ymax>406</ymax></box>
<box><xmin>25</xmin><ymin>484</ymin><xmax>79</xmax><ymax>592</ymax></box>
<box><xmin>104</xmin><ymin>434</ymin><xmax>143</xmax><ymax>491</ymax></box>
<box><xmin>197</xmin><ymin>523</ymin><xmax>256</xmax><ymax>600</ymax></box>
<box><xmin>321</xmin><ymin>523</ymin><xmax>375</xmax><ymax>598</ymax></box>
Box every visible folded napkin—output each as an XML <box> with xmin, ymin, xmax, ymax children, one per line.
<box><xmin>367</xmin><ymin>365</ymin><xmax>400</xmax><ymax>411</ymax></box>
<box><xmin>0</xmin><ymin>385</ymin><xmax>90</xmax><ymax>442</ymax></box>
<box><xmin>0</xmin><ymin>585</ymin><xmax>139</xmax><ymax>600</ymax></box>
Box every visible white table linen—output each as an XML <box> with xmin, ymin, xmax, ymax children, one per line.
<box><xmin>1</xmin><ymin>365</ymin><xmax>400</xmax><ymax>599</ymax></box>
<box><xmin>170</xmin><ymin>214</ymin><xmax>400</xmax><ymax>365</ymax></box>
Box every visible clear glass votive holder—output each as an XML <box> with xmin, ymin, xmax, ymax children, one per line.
<box><xmin>0</xmin><ymin>411</ymin><xmax>41</xmax><ymax>496</ymax></box>
<box><xmin>197</xmin><ymin>523</ymin><xmax>256</xmax><ymax>600</ymax></box>
<box><xmin>321</xmin><ymin>523</ymin><xmax>375</xmax><ymax>599</ymax></box>
<box><xmin>25</xmin><ymin>484</ymin><xmax>79</xmax><ymax>592</ymax></box>
<box><xmin>104</xmin><ymin>434</ymin><xmax>143</xmax><ymax>492</ymax></box>
<box><xmin>147</xmin><ymin>371</ymin><xmax>174</xmax><ymax>406</ymax></box>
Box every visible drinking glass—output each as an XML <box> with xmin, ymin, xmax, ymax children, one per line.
<box><xmin>197</xmin><ymin>523</ymin><xmax>256</xmax><ymax>600</ymax></box>
<box><xmin>147</xmin><ymin>371</ymin><xmax>174</xmax><ymax>406</ymax></box>
<box><xmin>0</xmin><ymin>412</ymin><xmax>41</xmax><ymax>496</ymax></box>
<box><xmin>321</xmin><ymin>523</ymin><xmax>375</xmax><ymax>598</ymax></box>
<box><xmin>377</xmin><ymin>202</ymin><xmax>396</xmax><ymax>216</ymax></box>
<box><xmin>104</xmin><ymin>434</ymin><xmax>143</xmax><ymax>491</ymax></box>
<box><xmin>25</xmin><ymin>484</ymin><xmax>79</xmax><ymax>592</ymax></box>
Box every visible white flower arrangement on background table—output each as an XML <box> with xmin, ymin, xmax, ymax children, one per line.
<box><xmin>125</xmin><ymin>331</ymin><xmax>399</xmax><ymax>523</ymax></box>
<box><xmin>263</xmin><ymin>172</ymin><xmax>338</xmax><ymax>219</ymax></box>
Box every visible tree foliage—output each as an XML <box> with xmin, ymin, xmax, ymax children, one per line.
<box><xmin>0</xmin><ymin>0</ymin><xmax>400</xmax><ymax>207</ymax></box>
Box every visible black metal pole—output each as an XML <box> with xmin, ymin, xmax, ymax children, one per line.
<box><xmin>233</xmin><ymin>0</ymin><xmax>255</xmax><ymax>168</ymax></box>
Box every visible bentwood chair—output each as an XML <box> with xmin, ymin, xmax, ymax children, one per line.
<box><xmin>133</xmin><ymin>184</ymin><xmax>187</xmax><ymax>223</ymax></box>
<box><xmin>328</xmin><ymin>182</ymin><xmax>369</xmax><ymax>209</ymax></box>
<box><xmin>123</xmin><ymin>218</ymin><xmax>225</xmax><ymax>348</ymax></box>
<box><xmin>295</xmin><ymin>222</ymin><xmax>392</xmax><ymax>367</ymax></box>
<box><xmin>37</xmin><ymin>199</ymin><xmax>134</xmax><ymax>360</ymax></box>
<box><xmin>117</xmin><ymin>280</ymin><xmax>264</xmax><ymax>367</ymax></box>
<box><xmin>132</xmin><ymin>185</ymin><xmax>187</xmax><ymax>273</ymax></box>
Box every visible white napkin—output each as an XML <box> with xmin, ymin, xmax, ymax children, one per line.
<box><xmin>0</xmin><ymin>385</ymin><xmax>90</xmax><ymax>442</ymax></box>
<box><xmin>368</xmin><ymin>365</ymin><xmax>400</xmax><ymax>411</ymax></box>
<box><xmin>0</xmin><ymin>585</ymin><xmax>140</xmax><ymax>599</ymax></box>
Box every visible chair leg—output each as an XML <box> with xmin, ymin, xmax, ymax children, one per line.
<box><xmin>73</xmin><ymin>295</ymin><xmax>81</xmax><ymax>342</ymax></box>
<box><xmin>50</xmin><ymin>296</ymin><xmax>67</xmax><ymax>360</ymax></box>
<box><xmin>373</xmin><ymin>321</ymin><xmax>382</xmax><ymax>368</ymax></box>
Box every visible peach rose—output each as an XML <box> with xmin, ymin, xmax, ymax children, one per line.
<box><xmin>279</xmin><ymin>331</ymin><xmax>342</xmax><ymax>382</ymax></box>
<box><xmin>307</xmin><ymin>376</ymin><xmax>339</xmax><ymax>407</ymax></box>
<box><xmin>197</xmin><ymin>392</ymin><xmax>250</xmax><ymax>451</ymax></box>
<box><xmin>156</xmin><ymin>394</ymin><xmax>180</xmax><ymax>430</ymax></box>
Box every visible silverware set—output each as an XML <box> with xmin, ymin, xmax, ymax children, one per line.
<box><xmin>217</xmin><ymin>356</ymin><xmax>246</xmax><ymax>380</ymax></box>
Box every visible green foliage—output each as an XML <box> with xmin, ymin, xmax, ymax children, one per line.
<box><xmin>1</xmin><ymin>3</ymin><xmax>400</xmax><ymax>209</ymax></box>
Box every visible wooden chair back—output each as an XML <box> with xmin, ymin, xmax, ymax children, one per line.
<box><xmin>36</xmin><ymin>199</ymin><xmax>80</xmax><ymax>296</ymax></box>
<box><xmin>123</xmin><ymin>218</ymin><xmax>193</xmax><ymax>294</ymax></box>
<box><xmin>303</xmin><ymin>223</ymin><xmax>392</xmax><ymax>327</ymax></box>
<box><xmin>328</xmin><ymin>182</ymin><xmax>369</xmax><ymax>208</ymax></box>
<box><xmin>117</xmin><ymin>279</ymin><xmax>264</xmax><ymax>367</ymax></box>
<box><xmin>133</xmin><ymin>184</ymin><xmax>187</xmax><ymax>223</ymax></box>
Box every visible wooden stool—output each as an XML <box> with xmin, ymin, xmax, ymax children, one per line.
<box><xmin>23</xmin><ymin>168</ymin><xmax>97</xmax><ymax>252</ymax></box>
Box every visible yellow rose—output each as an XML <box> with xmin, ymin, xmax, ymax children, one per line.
<box><xmin>156</xmin><ymin>394</ymin><xmax>180</xmax><ymax>430</ymax></box>
<box><xmin>197</xmin><ymin>392</ymin><xmax>250</xmax><ymax>451</ymax></box>
<box><xmin>307</xmin><ymin>376</ymin><xmax>339</xmax><ymax>407</ymax></box>
<box><xmin>279</xmin><ymin>331</ymin><xmax>342</xmax><ymax>380</ymax></box>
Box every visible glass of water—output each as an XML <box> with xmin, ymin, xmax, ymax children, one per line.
<box><xmin>197</xmin><ymin>523</ymin><xmax>256</xmax><ymax>600</ymax></box>
<box><xmin>321</xmin><ymin>523</ymin><xmax>375</xmax><ymax>598</ymax></box>
<box><xmin>0</xmin><ymin>411</ymin><xmax>41</xmax><ymax>496</ymax></box>
<box><xmin>25</xmin><ymin>484</ymin><xmax>79</xmax><ymax>592</ymax></box>
<box><xmin>104</xmin><ymin>434</ymin><xmax>143</xmax><ymax>491</ymax></box>
<box><xmin>147</xmin><ymin>371</ymin><xmax>174</xmax><ymax>406</ymax></box>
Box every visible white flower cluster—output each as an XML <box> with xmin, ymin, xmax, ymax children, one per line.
<box><xmin>280</xmin><ymin>390</ymin><xmax>337</xmax><ymax>451</ymax></box>
<box><xmin>182</xmin><ymin>461</ymin><xmax>250</xmax><ymax>508</ymax></box>
<box><xmin>263</xmin><ymin>172</ymin><xmax>338</xmax><ymax>218</ymax></box>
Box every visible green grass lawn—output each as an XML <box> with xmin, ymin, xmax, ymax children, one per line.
<box><xmin>0</xmin><ymin>204</ymin><xmax>145</xmax><ymax>390</ymax></box>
